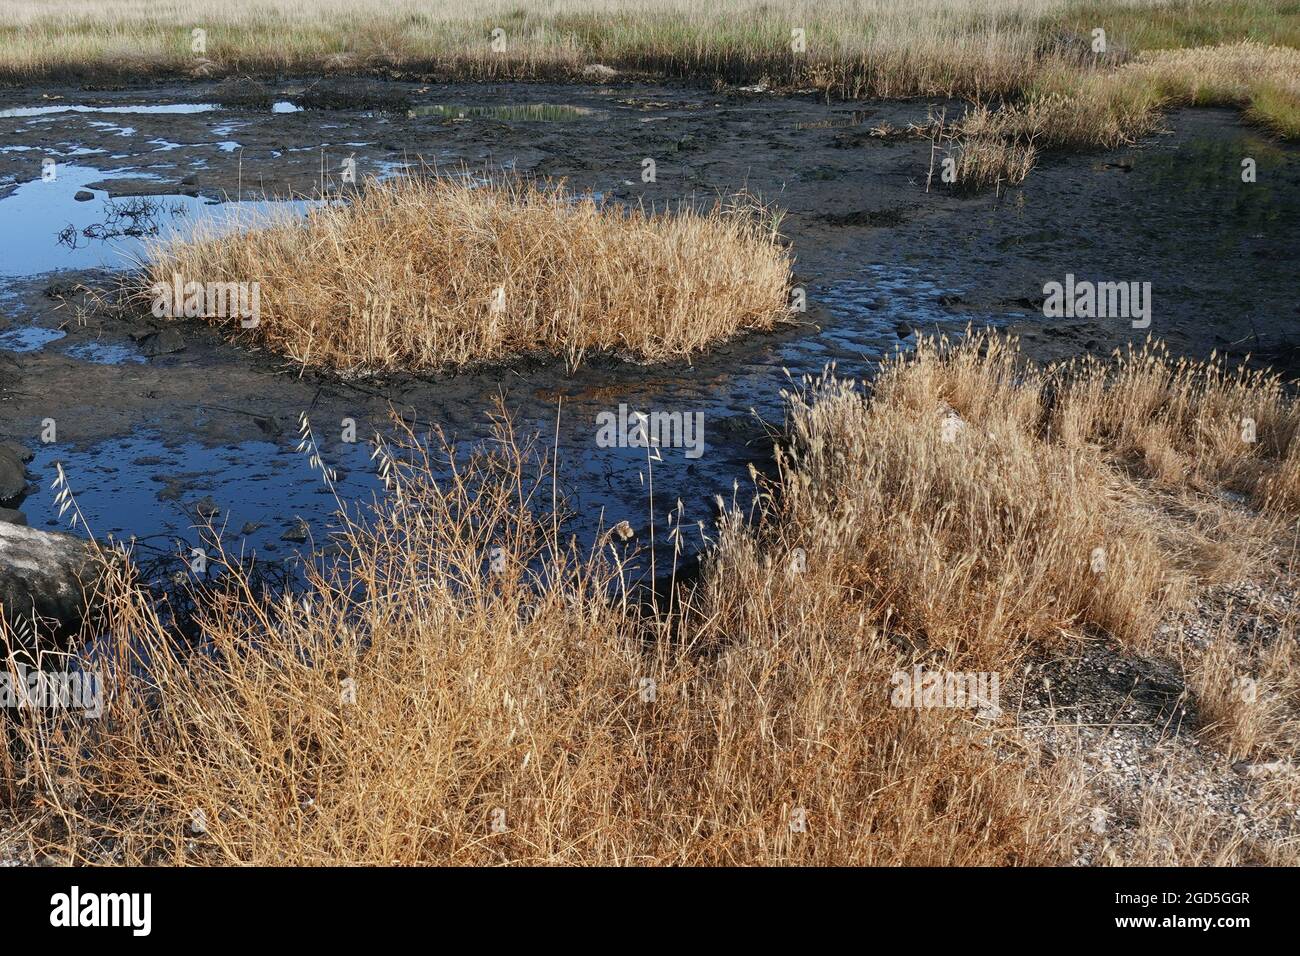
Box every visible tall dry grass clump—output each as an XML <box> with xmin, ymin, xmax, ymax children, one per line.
<box><xmin>4</xmin><ymin>409</ymin><xmax>1080</xmax><ymax>866</ymax></box>
<box><xmin>761</xmin><ymin>335</ymin><xmax>1179</xmax><ymax>664</ymax></box>
<box><xmin>949</xmin><ymin>42</ymin><xmax>1300</xmax><ymax>179</ymax></box>
<box><xmin>5</xmin><ymin>332</ymin><xmax>1298</xmax><ymax>865</ymax></box>
<box><xmin>1132</xmin><ymin>42</ymin><xmax>1300</xmax><ymax>137</ymax></box>
<box><xmin>1050</xmin><ymin>339</ymin><xmax>1300</xmax><ymax>514</ymax></box>
<box><xmin>144</xmin><ymin>173</ymin><xmax>792</xmax><ymax>372</ymax></box>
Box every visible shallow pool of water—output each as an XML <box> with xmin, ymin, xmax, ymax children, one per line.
<box><xmin>23</xmin><ymin>431</ymin><xmax>383</xmax><ymax>577</ymax></box>
<box><xmin>0</xmin><ymin>325</ymin><xmax>66</xmax><ymax>352</ymax></box>
<box><xmin>0</xmin><ymin>163</ymin><xmax>316</xmax><ymax>277</ymax></box>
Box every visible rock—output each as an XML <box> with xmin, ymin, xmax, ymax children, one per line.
<box><xmin>43</xmin><ymin>281</ymin><xmax>79</xmax><ymax>299</ymax></box>
<box><xmin>0</xmin><ymin>445</ymin><xmax>27</xmax><ymax>505</ymax></box>
<box><xmin>1232</xmin><ymin>759</ymin><xmax>1290</xmax><ymax>779</ymax></box>
<box><xmin>0</xmin><ymin>441</ymin><xmax>32</xmax><ymax>463</ymax></box>
<box><xmin>0</xmin><ymin>522</ymin><xmax>105</xmax><ymax>649</ymax></box>
<box><xmin>139</xmin><ymin>327</ymin><xmax>186</xmax><ymax>357</ymax></box>
<box><xmin>0</xmin><ymin>508</ymin><xmax>26</xmax><ymax>526</ymax></box>
<box><xmin>74</xmin><ymin>190</ymin><xmax>94</xmax><ymax>202</ymax></box>
<box><xmin>938</xmin><ymin>405</ymin><xmax>967</xmax><ymax>442</ymax></box>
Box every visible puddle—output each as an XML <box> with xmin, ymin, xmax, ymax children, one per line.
<box><xmin>64</xmin><ymin>341</ymin><xmax>147</xmax><ymax>365</ymax></box>
<box><xmin>87</xmin><ymin>121</ymin><xmax>136</xmax><ymax>138</ymax></box>
<box><xmin>783</xmin><ymin>263</ymin><xmax>986</xmax><ymax>371</ymax></box>
<box><xmin>408</xmin><ymin>104</ymin><xmax>604</xmax><ymax>122</ymax></box>
<box><xmin>0</xmin><ymin>163</ymin><xmax>315</xmax><ymax>278</ymax></box>
<box><xmin>0</xmin><ymin>325</ymin><xmax>66</xmax><ymax>352</ymax></box>
<box><xmin>23</xmin><ymin>432</ymin><xmax>383</xmax><ymax>577</ymax></box>
<box><xmin>0</xmin><ymin>104</ymin><xmax>221</xmax><ymax>118</ymax></box>
<box><xmin>0</xmin><ymin>145</ymin><xmax>106</xmax><ymax>157</ymax></box>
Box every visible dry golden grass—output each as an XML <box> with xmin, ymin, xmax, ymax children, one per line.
<box><xmin>4</xmin><ymin>331</ymin><xmax>1297</xmax><ymax>865</ymax></box>
<box><xmin>2</xmin><ymin>2</ymin><xmax>1295</xmax><ymax>199</ymax></box>
<box><xmin>1050</xmin><ymin>338</ymin><xmax>1300</xmax><ymax>513</ymax></box>
<box><xmin>770</xmin><ymin>337</ymin><xmax>1178</xmax><ymax>663</ymax></box>
<box><xmin>919</xmin><ymin>37</ymin><xmax>1300</xmax><ymax>175</ymax></box>
<box><xmin>3</xmin><ymin>0</ymin><xmax>1293</xmax><ymax>121</ymax></box>
<box><xmin>4</xmin><ymin>412</ymin><xmax>1083</xmax><ymax>866</ymax></box>
<box><xmin>945</xmin><ymin>42</ymin><xmax>1300</xmax><ymax>187</ymax></box>
<box><xmin>143</xmin><ymin>173</ymin><xmax>793</xmax><ymax>372</ymax></box>
<box><xmin>0</xmin><ymin>0</ymin><xmax>1070</xmax><ymax>95</ymax></box>
<box><xmin>1183</xmin><ymin>571</ymin><xmax>1300</xmax><ymax>764</ymax></box>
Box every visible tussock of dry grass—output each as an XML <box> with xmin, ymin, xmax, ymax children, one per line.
<box><xmin>917</xmin><ymin>38</ymin><xmax>1298</xmax><ymax>191</ymax></box>
<box><xmin>4</xmin><ymin>332</ymin><xmax>1298</xmax><ymax>864</ymax></box>
<box><xmin>947</xmin><ymin>42</ymin><xmax>1300</xmax><ymax>188</ymax></box>
<box><xmin>144</xmin><ymin>174</ymin><xmax>792</xmax><ymax>372</ymax></box>
<box><xmin>766</xmin><ymin>338</ymin><xmax>1177</xmax><ymax>663</ymax></box>
<box><xmin>1050</xmin><ymin>339</ymin><xmax>1300</xmax><ymax>513</ymax></box>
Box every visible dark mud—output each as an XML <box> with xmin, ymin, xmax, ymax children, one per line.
<box><xmin>0</xmin><ymin>78</ymin><xmax>1296</xmax><ymax>582</ymax></box>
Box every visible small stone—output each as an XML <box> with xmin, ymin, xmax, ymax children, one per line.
<box><xmin>74</xmin><ymin>190</ymin><xmax>94</xmax><ymax>202</ymax></box>
<box><xmin>1232</xmin><ymin>759</ymin><xmax>1289</xmax><ymax>779</ymax></box>
<box><xmin>0</xmin><ymin>507</ymin><xmax>27</xmax><ymax>526</ymax></box>
<box><xmin>139</xmin><ymin>327</ymin><xmax>186</xmax><ymax>357</ymax></box>
<box><xmin>0</xmin><ymin>446</ymin><xmax>26</xmax><ymax>505</ymax></box>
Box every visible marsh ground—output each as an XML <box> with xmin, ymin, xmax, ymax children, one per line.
<box><xmin>0</xmin><ymin>79</ymin><xmax>1295</xmax><ymax>566</ymax></box>
<box><xmin>0</xmin><ymin>72</ymin><xmax>1297</xmax><ymax>865</ymax></box>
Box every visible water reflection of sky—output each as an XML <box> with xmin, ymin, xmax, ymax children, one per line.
<box><xmin>0</xmin><ymin>164</ymin><xmax>312</xmax><ymax>277</ymax></box>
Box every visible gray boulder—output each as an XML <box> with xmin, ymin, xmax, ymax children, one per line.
<box><xmin>0</xmin><ymin>445</ymin><xmax>26</xmax><ymax>505</ymax></box>
<box><xmin>0</xmin><ymin>522</ymin><xmax>104</xmax><ymax>650</ymax></box>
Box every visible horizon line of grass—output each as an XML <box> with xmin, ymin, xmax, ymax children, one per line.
<box><xmin>1</xmin><ymin>1</ymin><xmax>1295</xmax><ymax>91</ymax></box>
<box><xmin>2</xmin><ymin>2</ymin><xmax>1295</xmax><ymax>194</ymax></box>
